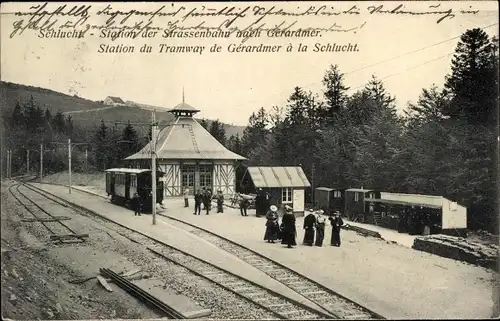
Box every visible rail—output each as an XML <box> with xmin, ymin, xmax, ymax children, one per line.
<box><xmin>159</xmin><ymin>214</ymin><xmax>386</xmax><ymax>320</ymax></box>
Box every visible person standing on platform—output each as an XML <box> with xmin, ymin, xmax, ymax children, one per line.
<box><xmin>203</xmin><ymin>189</ymin><xmax>211</xmax><ymax>215</ymax></box>
<box><xmin>315</xmin><ymin>210</ymin><xmax>326</xmax><ymax>246</ymax></box>
<box><xmin>131</xmin><ymin>193</ymin><xmax>142</xmax><ymax>216</ymax></box>
<box><xmin>303</xmin><ymin>209</ymin><xmax>316</xmax><ymax>246</ymax></box>
<box><xmin>201</xmin><ymin>187</ymin><xmax>206</xmax><ymax>210</ymax></box>
<box><xmin>255</xmin><ymin>189</ymin><xmax>263</xmax><ymax>217</ymax></box>
<box><xmin>329</xmin><ymin>211</ymin><xmax>344</xmax><ymax>247</ymax></box>
<box><xmin>207</xmin><ymin>189</ymin><xmax>213</xmax><ymax>211</ymax></box>
<box><xmin>216</xmin><ymin>190</ymin><xmax>224</xmax><ymax>213</ymax></box>
<box><xmin>281</xmin><ymin>205</ymin><xmax>297</xmax><ymax>248</ymax></box>
<box><xmin>264</xmin><ymin>205</ymin><xmax>280</xmax><ymax>243</ymax></box>
<box><xmin>239</xmin><ymin>195</ymin><xmax>249</xmax><ymax>216</ymax></box>
<box><xmin>183</xmin><ymin>186</ymin><xmax>189</xmax><ymax>208</ymax></box>
<box><xmin>194</xmin><ymin>190</ymin><xmax>203</xmax><ymax>215</ymax></box>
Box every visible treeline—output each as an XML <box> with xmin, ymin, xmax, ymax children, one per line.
<box><xmin>224</xmin><ymin>28</ymin><xmax>498</xmax><ymax>232</ymax></box>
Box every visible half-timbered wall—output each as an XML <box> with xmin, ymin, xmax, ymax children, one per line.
<box><xmin>159</xmin><ymin>163</ymin><xmax>181</xmax><ymax>196</ymax></box>
<box><xmin>213</xmin><ymin>162</ymin><xmax>236</xmax><ymax>197</ymax></box>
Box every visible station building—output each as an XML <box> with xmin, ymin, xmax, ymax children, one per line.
<box><xmin>125</xmin><ymin>100</ymin><xmax>246</xmax><ymax>197</ymax></box>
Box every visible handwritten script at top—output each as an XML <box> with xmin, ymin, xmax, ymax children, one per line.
<box><xmin>8</xmin><ymin>2</ymin><xmax>480</xmax><ymax>39</ymax></box>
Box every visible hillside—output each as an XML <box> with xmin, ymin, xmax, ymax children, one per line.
<box><xmin>0</xmin><ymin>81</ymin><xmax>245</xmax><ymax>138</ymax></box>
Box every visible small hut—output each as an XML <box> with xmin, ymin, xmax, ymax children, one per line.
<box><xmin>239</xmin><ymin>166</ymin><xmax>310</xmax><ymax>216</ymax></box>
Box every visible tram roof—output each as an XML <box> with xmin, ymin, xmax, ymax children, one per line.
<box><xmin>105</xmin><ymin>168</ymin><xmax>164</xmax><ymax>174</ymax></box>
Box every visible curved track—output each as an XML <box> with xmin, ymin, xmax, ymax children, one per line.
<box><xmin>160</xmin><ymin>214</ymin><xmax>385</xmax><ymax>320</ymax></box>
<box><xmin>20</xmin><ymin>182</ymin><xmax>334</xmax><ymax>319</ymax></box>
<box><xmin>7</xmin><ymin>183</ymin><xmax>87</xmax><ymax>243</ymax></box>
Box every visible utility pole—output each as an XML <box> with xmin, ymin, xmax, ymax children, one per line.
<box><xmin>68</xmin><ymin>139</ymin><xmax>72</xmax><ymax>194</ymax></box>
<box><xmin>311</xmin><ymin>163</ymin><xmax>315</xmax><ymax>206</ymax></box>
<box><xmin>27</xmin><ymin>149</ymin><xmax>30</xmax><ymax>174</ymax></box>
<box><xmin>152</xmin><ymin>110</ymin><xmax>157</xmax><ymax>225</ymax></box>
<box><xmin>85</xmin><ymin>148</ymin><xmax>88</xmax><ymax>173</ymax></box>
<box><xmin>7</xmin><ymin>150</ymin><xmax>10</xmax><ymax>179</ymax></box>
<box><xmin>40</xmin><ymin>144</ymin><xmax>43</xmax><ymax>181</ymax></box>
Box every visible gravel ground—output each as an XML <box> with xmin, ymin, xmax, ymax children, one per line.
<box><xmin>1</xmin><ymin>181</ymin><xmax>277</xmax><ymax>320</ymax></box>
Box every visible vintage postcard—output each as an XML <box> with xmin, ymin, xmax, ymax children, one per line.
<box><xmin>1</xmin><ymin>1</ymin><xmax>499</xmax><ymax>320</ymax></box>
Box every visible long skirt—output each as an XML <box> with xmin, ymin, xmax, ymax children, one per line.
<box><xmin>331</xmin><ymin>228</ymin><xmax>341</xmax><ymax>246</ymax></box>
<box><xmin>264</xmin><ymin>222</ymin><xmax>279</xmax><ymax>241</ymax></box>
<box><xmin>315</xmin><ymin>223</ymin><xmax>325</xmax><ymax>246</ymax></box>
<box><xmin>303</xmin><ymin>227</ymin><xmax>315</xmax><ymax>246</ymax></box>
<box><xmin>281</xmin><ymin>229</ymin><xmax>297</xmax><ymax>246</ymax></box>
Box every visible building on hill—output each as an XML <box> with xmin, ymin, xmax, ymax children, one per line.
<box><xmin>104</xmin><ymin>96</ymin><xmax>126</xmax><ymax>106</ymax></box>
<box><xmin>125</xmin><ymin>99</ymin><xmax>246</xmax><ymax>197</ymax></box>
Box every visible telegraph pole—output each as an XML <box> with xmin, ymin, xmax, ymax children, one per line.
<box><xmin>40</xmin><ymin>144</ymin><xmax>43</xmax><ymax>181</ymax></box>
<box><xmin>311</xmin><ymin>163</ymin><xmax>315</xmax><ymax>206</ymax></box>
<box><xmin>27</xmin><ymin>149</ymin><xmax>30</xmax><ymax>174</ymax></box>
<box><xmin>68</xmin><ymin>139</ymin><xmax>72</xmax><ymax>194</ymax></box>
<box><xmin>152</xmin><ymin>110</ymin><xmax>157</xmax><ymax>225</ymax></box>
<box><xmin>7</xmin><ymin>150</ymin><xmax>10</xmax><ymax>179</ymax></box>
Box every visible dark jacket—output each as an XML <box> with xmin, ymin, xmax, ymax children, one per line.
<box><xmin>194</xmin><ymin>193</ymin><xmax>203</xmax><ymax>204</ymax></box>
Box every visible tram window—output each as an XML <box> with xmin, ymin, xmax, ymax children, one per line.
<box><xmin>354</xmin><ymin>192</ymin><xmax>359</xmax><ymax>202</ymax></box>
<box><xmin>131</xmin><ymin>174</ymin><xmax>137</xmax><ymax>187</ymax></box>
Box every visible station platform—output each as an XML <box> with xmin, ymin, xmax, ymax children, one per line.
<box><xmin>46</xmin><ymin>184</ymin><xmax>495</xmax><ymax>319</ymax></box>
<box><xmin>29</xmin><ymin>183</ymin><xmax>329</xmax><ymax>315</ymax></box>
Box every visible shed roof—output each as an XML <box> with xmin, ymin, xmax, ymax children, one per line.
<box><xmin>247</xmin><ymin>166</ymin><xmax>311</xmax><ymax>188</ymax></box>
<box><xmin>105</xmin><ymin>168</ymin><xmax>164</xmax><ymax>174</ymax></box>
<box><xmin>365</xmin><ymin>198</ymin><xmax>442</xmax><ymax>209</ymax></box>
<box><xmin>316</xmin><ymin>187</ymin><xmax>334</xmax><ymax>191</ymax></box>
<box><xmin>125</xmin><ymin>117</ymin><xmax>246</xmax><ymax>161</ymax></box>
<box><xmin>346</xmin><ymin>188</ymin><xmax>373</xmax><ymax>193</ymax></box>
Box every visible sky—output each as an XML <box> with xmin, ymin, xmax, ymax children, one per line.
<box><xmin>1</xmin><ymin>1</ymin><xmax>498</xmax><ymax>126</ymax></box>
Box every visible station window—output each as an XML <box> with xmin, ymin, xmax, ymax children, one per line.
<box><xmin>334</xmin><ymin>190</ymin><xmax>341</xmax><ymax>198</ymax></box>
<box><xmin>282</xmin><ymin>188</ymin><xmax>292</xmax><ymax>203</ymax></box>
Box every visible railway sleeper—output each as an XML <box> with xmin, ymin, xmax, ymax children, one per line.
<box><xmin>232</xmin><ymin>286</ymin><xmax>257</xmax><ymax>292</ymax></box>
<box><xmin>50</xmin><ymin>234</ymin><xmax>89</xmax><ymax>241</ymax></box>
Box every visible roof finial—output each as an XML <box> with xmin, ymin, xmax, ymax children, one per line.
<box><xmin>182</xmin><ymin>87</ymin><xmax>185</xmax><ymax>103</ymax></box>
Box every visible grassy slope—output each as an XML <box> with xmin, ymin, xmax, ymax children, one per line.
<box><xmin>0</xmin><ymin>81</ymin><xmax>246</xmax><ymax>137</ymax></box>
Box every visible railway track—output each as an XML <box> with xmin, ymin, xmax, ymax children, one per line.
<box><xmin>20</xmin><ymin>182</ymin><xmax>334</xmax><ymax>320</ymax></box>
<box><xmin>160</xmin><ymin>214</ymin><xmax>385</xmax><ymax>320</ymax></box>
<box><xmin>7</xmin><ymin>183</ymin><xmax>88</xmax><ymax>244</ymax></box>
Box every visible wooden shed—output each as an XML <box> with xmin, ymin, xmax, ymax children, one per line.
<box><xmin>344</xmin><ymin>188</ymin><xmax>381</xmax><ymax>220</ymax></box>
<box><xmin>240</xmin><ymin>166</ymin><xmax>311</xmax><ymax>216</ymax></box>
<box><xmin>314</xmin><ymin>187</ymin><xmax>345</xmax><ymax>214</ymax></box>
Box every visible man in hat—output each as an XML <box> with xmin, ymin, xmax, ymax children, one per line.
<box><xmin>193</xmin><ymin>189</ymin><xmax>203</xmax><ymax>215</ymax></box>
<box><xmin>216</xmin><ymin>190</ymin><xmax>224</xmax><ymax>213</ymax></box>
<box><xmin>239</xmin><ymin>194</ymin><xmax>250</xmax><ymax>216</ymax></box>
<box><xmin>255</xmin><ymin>188</ymin><xmax>263</xmax><ymax>217</ymax></box>
<box><xmin>303</xmin><ymin>209</ymin><xmax>316</xmax><ymax>246</ymax></box>
<box><xmin>329</xmin><ymin>211</ymin><xmax>344</xmax><ymax>247</ymax></box>
<box><xmin>131</xmin><ymin>193</ymin><xmax>142</xmax><ymax>216</ymax></box>
<box><xmin>281</xmin><ymin>205</ymin><xmax>297</xmax><ymax>248</ymax></box>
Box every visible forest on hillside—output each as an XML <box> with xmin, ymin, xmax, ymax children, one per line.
<box><xmin>1</xmin><ymin>28</ymin><xmax>498</xmax><ymax>232</ymax></box>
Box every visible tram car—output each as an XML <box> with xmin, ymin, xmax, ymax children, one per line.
<box><xmin>105</xmin><ymin>168</ymin><xmax>165</xmax><ymax>213</ymax></box>
<box><xmin>314</xmin><ymin>187</ymin><xmax>345</xmax><ymax>214</ymax></box>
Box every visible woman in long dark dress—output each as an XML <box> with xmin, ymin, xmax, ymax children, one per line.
<box><xmin>315</xmin><ymin>210</ymin><xmax>326</xmax><ymax>246</ymax></box>
<box><xmin>264</xmin><ymin>205</ymin><xmax>280</xmax><ymax>243</ymax></box>
<box><xmin>281</xmin><ymin>206</ymin><xmax>297</xmax><ymax>248</ymax></box>
<box><xmin>329</xmin><ymin>211</ymin><xmax>344</xmax><ymax>247</ymax></box>
<box><xmin>303</xmin><ymin>209</ymin><xmax>316</xmax><ymax>246</ymax></box>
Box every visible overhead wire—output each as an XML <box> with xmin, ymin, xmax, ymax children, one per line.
<box><xmin>228</xmin><ymin>22</ymin><xmax>499</xmax><ymax>110</ymax></box>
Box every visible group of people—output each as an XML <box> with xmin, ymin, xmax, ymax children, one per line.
<box><xmin>263</xmin><ymin>206</ymin><xmax>345</xmax><ymax>248</ymax></box>
<box><xmin>263</xmin><ymin>204</ymin><xmax>298</xmax><ymax>248</ymax></box>
<box><xmin>184</xmin><ymin>187</ymin><xmax>225</xmax><ymax>215</ymax></box>
<box><xmin>303</xmin><ymin>209</ymin><xmax>344</xmax><ymax>247</ymax></box>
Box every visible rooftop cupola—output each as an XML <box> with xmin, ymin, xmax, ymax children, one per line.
<box><xmin>169</xmin><ymin>87</ymin><xmax>200</xmax><ymax>118</ymax></box>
